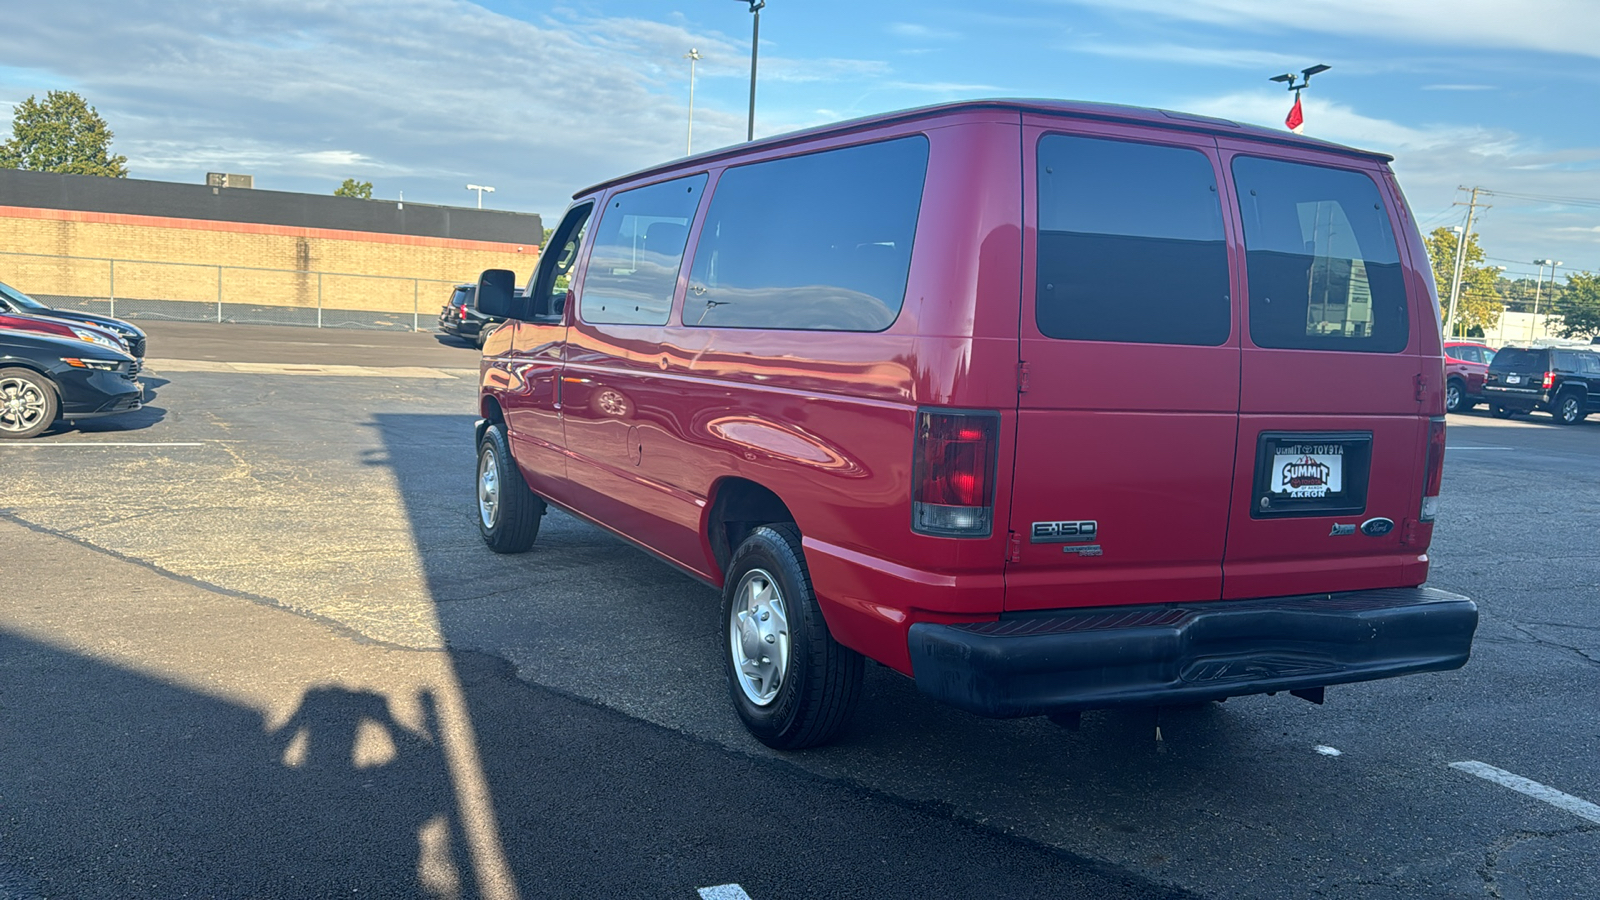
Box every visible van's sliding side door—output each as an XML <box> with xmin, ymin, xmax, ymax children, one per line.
<box><xmin>1006</xmin><ymin>119</ymin><xmax>1242</xmax><ymax>611</ymax></box>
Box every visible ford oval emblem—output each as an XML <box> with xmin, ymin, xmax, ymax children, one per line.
<box><xmin>1360</xmin><ymin>517</ymin><xmax>1395</xmax><ymax>537</ymax></box>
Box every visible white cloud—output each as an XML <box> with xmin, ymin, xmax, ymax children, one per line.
<box><xmin>1045</xmin><ymin>0</ymin><xmax>1600</xmax><ymax>58</ymax></box>
<box><xmin>1071</xmin><ymin>41</ymin><xmax>1303</xmax><ymax>70</ymax></box>
<box><xmin>887</xmin><ymin>22</ymin><xmax>961</xmax><ymax>41</ymax></box>
<box><xmin>1183</xmin><ymin>90</ymin><xmax>1600</xmax><ymax>269</ymax></box>
<box><xmin>0</xmin><ymin>0</ymin><xmax>887</xmax><ymax>214</ymax></box>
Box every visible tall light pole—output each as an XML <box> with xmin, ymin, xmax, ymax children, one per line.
<box><xmin>684</xmin><ymin>48</ymin><xmax>703</xmax><ymax>155</ymax></box>
<box><xmin>733</xmin><ymin>0</ymin><xmax>765</xmax><ymax>141</ymax></box>
<box><xmin>466</xmin><ymin>184</ymin><xmax>495</xmax><ymax>209</ymax></box>
<box><xmin>1530</xmin><ymin>259</ymin><xmax>1561</xmax><ymax>341</ymax></box>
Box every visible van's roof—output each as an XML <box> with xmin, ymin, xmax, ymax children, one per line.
<box><xmin>577</xmin><ymin>97</ymin><xmax>1394</xmax><ymax>198</ymax></box>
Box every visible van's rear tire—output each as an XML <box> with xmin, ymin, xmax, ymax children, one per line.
<box><xmin>1445</xmin><ymin>379</ymin><xmax>1465</xmax><ymax>414</ymax></box>
<box><xmin>722</xmin><ymin>524</ymin><xmax>863</xmax><ymax>750</ymax></box>
<box><xmin>476</xmin><ymin>423</ymin><xmax>544</xmax><ymax>553</ymax></box>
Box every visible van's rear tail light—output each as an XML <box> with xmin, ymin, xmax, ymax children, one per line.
<box><xmin>912</xmin><ymin>409</ymin><xmax>1000</xmax><ymax>538</ymax></box>
<box><xmin>1543</xmin><ymin>371</ymin><xmax>1554</xmax><ymax>390</ymax></box>
<box><xmin>1420</xmin><ymin>415</ymin><xmax>1446</xmax><ymax>522</ymax></box>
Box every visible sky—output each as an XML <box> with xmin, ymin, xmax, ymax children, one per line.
<box><xmin>1</xmin><ymin>0</ymin><xmax>1598</xmax><ymax>284</ymax></box>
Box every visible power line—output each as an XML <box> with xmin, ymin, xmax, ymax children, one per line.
<box><xmin>1477</xmin><ymin>188</ymin><xmax>1600</xmax><ymax>210</ymax></box>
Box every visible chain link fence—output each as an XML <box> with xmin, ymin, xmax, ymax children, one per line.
<box><xmin>0</xmin><ymin>250</ymin><xmax>470</xmax><ymax>332</ymax></box>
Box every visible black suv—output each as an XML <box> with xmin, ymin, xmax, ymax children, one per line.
<box><xmin>1484</xmin><ymin>346</ymin><xmax>1600</xmax><ymax>425</ymax></box>
<box><xmin>437</xmin><ymin>283</ymin><xmax>507</xmax><ymax>349</ymax></box>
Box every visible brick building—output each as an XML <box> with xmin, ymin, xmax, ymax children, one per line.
<box><xmin>0</xmin><ymin>168</ymin><xmax>542</xmax><ymax>329</ymax></box>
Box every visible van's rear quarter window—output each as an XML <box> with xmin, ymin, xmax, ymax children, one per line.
<box><xmin>1034</xmin><ymin>134</ymin><xmax>1231</xmax><ymax>346</ymax></box>
<box><xmin>1233</xmin><ymin>157</ymin><xmax>1408</xmax><ymax>353</ymax></box>
<box><xmin>685</xmin><ymin>135</ymin><xmax>929</xmax><ymax>332</ymax></box>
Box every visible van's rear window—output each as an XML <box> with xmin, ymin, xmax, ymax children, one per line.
<box><xmin>685</xmin><ymin>136</ymin><xmax>929</xmax><ymax>332</ymax></box>
<box><xmin>1034</xmin><ymin>134</ymin><xmax>1231</xmax><ymax>346</ymax></box>
<box><xmin>1233</xmin><ymin>157</ymin><xmax>1408</xmax><ymax>353</ymax></box>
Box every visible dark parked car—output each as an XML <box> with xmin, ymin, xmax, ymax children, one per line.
<box><xmin>1443</xmin><ymin>341</ymin><xmax>1495</xmax><ymax>413</ymax></box>
<box><xmin>1484</xmin><ymin>346</ymin><xmax>1600</xmax><ymax>424</ymax></box>
<box><xmin>0</xmin><ymin>280</ymin><xmax>147</xmax><ymax>357</ymax></box>
<box><xmin>437</xmin><ymin>283</ymin><xmax>506</xmax><ymax>349</ymax></box>
<box><xmin>0</xmin><ymin>328</ymin><xmax>142</xmax><ymax>439</ymax></box>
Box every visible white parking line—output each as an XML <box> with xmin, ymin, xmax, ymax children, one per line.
<box><xmin>1450</xmin><ymin>761</ymin><xmax>1600</xmax><ymax>825</ymax></box>
<box><xmin>1445</xmin><ymin>446</ymin><xmax>1513</xmax><ymax>451</ymax></box>
<box><xmin>145</xmin><ymin>358</ymin><xmax>458</xmax><ymax>379</ymax></box>
<box><xmin>0</xmin><ymin>442</ymin><xmax>205</xmax><ymax>448</ymax></box>
<box><xmin>698</xmin><ymin>885</ymin><xmax>755</xmax><ymax>900</ymax></box>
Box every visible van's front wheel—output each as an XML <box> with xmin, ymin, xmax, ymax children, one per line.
<box><xmin>476</xmin><ymin>423</ymin><xmax>544</xmax><ymax>553</ymax></box>
<box><xmin>722</xmin><ymin>524</ymin><xmax>863</xmax><ymax>750</ymax></box>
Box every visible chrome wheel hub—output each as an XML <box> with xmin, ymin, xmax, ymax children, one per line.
<box><xmin>730</xmin><ymin>567</ymin><xmax>790</xmax><ymax>707</ymax></box>
<box><xmin>478</xmin><ymin>444</ymin><xmax>500</xmax><ymax>529</ymax></box>
<box><xmin>0</xmin><ymin>377</ymin><xmax>47</xmax><ymax>433</ymax></box>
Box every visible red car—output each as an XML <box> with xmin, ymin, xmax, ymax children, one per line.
<box><xmin>1443</xmin><ymin>341</ymin><xmax>1496</xmax><ymax>413</ymax></box>
<box><xmin>470</xmin><ymin>99</ymin><xmax>1477</xmax><ymax>749</ymax></box>
<box><xmin>0</xmin><ymin>312</ymin><xmax>132</xmax><ymax>361</ymax></box>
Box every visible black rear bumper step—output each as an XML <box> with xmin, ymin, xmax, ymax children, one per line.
<box><xmin>908</xmin><ymin>587</ymin><xmax>1477</xmax><ymax>718</ymax></box>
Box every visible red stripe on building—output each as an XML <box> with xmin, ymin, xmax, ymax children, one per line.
<box><xmin>0</xmin><ymin>205</ymin><xmax>537</xmax><ymax>254</ymax></box>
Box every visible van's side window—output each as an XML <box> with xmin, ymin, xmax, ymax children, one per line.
<box><xmin>1233</xmin><ymin>157</ymin><xmax>1407</xmax><ymax>353</ymax></box>
<box><xmin>1035</xmin><ymin>135</ymin><xmax>1230</xmax><ymax>346</ymax></box>
<box><xmin>581</xmin><ymin>175</ymin><xmax>707</xmax><ymax>326</ymax></box>
<box><xmin>685</xmin><ymin>136</ymin><xmax>929</xmax><ymax>332</ymax></box>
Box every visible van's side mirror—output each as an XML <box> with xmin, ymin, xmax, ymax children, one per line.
<box><xmin>476</xmin><ymin>268</ymin><xmax>520</xmax><ymax>319</ymax></box>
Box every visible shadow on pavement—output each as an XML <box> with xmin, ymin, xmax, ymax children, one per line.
<box><xmin>0</xmin><ymin>630</ymin><xmax>463</xmax><ymax>899</ymax></box>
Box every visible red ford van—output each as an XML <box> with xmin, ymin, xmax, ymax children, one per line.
<box><xmin>471</xmin><ymin>100</ymin><xmax>1477</xmax><ymax>749</ymax></box>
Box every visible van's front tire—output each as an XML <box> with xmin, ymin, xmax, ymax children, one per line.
<box><xmin>476</xmin><ymin>423</ymin><xmax>544</xmax><ymax>553</ymax></box>
<box><xmin>722</xmin><ymin>524</ymin><xmax>863</xmax><ymax>750</ymax></box>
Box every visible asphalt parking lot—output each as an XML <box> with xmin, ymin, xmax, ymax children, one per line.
<box><xmin>2</xmin><ymin>321</ymin><xmax>1597</xmax><ymax>899</ymax></box>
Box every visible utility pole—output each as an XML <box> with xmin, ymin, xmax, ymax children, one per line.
<box><xmin>1445</xmin><ymin>186</ymin><xmax>1487</xmax><ymax>340</ymax></box>
<box><xmin>684</xmin><ymin>48</ymin><xmax>702</xmax><ymax>156</ymax></box>
<box><xmin>1530</xmin><ymin>259</ymin><xmax>1562</xmax><ymax>342</ymax></box>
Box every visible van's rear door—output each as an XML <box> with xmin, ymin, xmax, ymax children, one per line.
<box><xmin>1216</xmin><ymin>144</ymin><xmax>1431</xmax><ymax>598</ymax></box>
<box><xmin>1005</xmin><ymin>119</ymin><xmax>1242</xmax><ymax>611</ymax></box>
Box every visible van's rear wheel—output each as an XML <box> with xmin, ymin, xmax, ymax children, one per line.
<box><xmin>722</xmin><ymin>524</ymin><xmax>863</xmax><ymax>750</ymax></box>
<box><xmin>1445</xmin><ymin>379</ymin><xmax>1465</xmax><ymax>414</ymax></box>
<box><xmin>476</xmin><ymin>423</ymin><xmax>544</xmax><ymax>553</ymax></box>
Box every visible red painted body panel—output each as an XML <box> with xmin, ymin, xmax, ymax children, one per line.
<box><xmin>478</xmin><ymin>100</ymin><xmax>1443</xmax><ymax>678</ymax></box>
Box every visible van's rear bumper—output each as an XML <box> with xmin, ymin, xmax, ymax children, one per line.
<box><xmin>907</xmin><ymin>588</ymin><xmax>1477</xmax><ymax>718</ymax></box>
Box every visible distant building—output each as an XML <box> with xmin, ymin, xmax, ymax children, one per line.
<box><xmin>0</xmin><ymin>168</ymin><xmax>542</xmax><ymax>329</ymax></box>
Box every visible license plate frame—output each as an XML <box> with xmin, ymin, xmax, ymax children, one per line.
<box><xmin>1250</xmin><ymin>431</ymin><xmax>1373</xmax><ymax>519</ymax></box>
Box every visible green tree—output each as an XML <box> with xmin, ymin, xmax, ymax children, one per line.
<box><xmin>541</xmin><ymin>227</ymin><xmax>554</xmax><ymax>247</ymax></box>
<box><xmin>0</xmin><ymin>90</ymin><xmax>128</xmax><ymax>177</ymax></box>
<box><xmin>1424</xmin><ymin>227</ymin><xmax>1501</xmax><ymax>337</ymax></box>
<box><xmin>1553</xmin><ymin>272</ymin><xmax>1600</xmax><ymax>340</ymax></box>
<box><xmin>334</xmin><ymin>178</ymin><xmax>373</xmax><ymax>199</ymax></box>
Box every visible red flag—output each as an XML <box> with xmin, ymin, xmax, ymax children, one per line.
<box><xmin>1285</xmin><ymin>94</ymin><xmax>1304</xmax><ymax>133</ymax></box>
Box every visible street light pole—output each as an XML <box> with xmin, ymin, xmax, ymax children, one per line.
<box><xmin>466</xmin><ymin>184</ymin><xmax>495</xmax><ymax>209</ymax></box>
<box><xmin>684</xmin><ymin>48</ymin><xmax>702</xmax><ymax>156</ymax></box>
<box><xmin>733</xmin><ymin>0</ymin><xmax>765</xmax><ymax>141</ymax></box>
